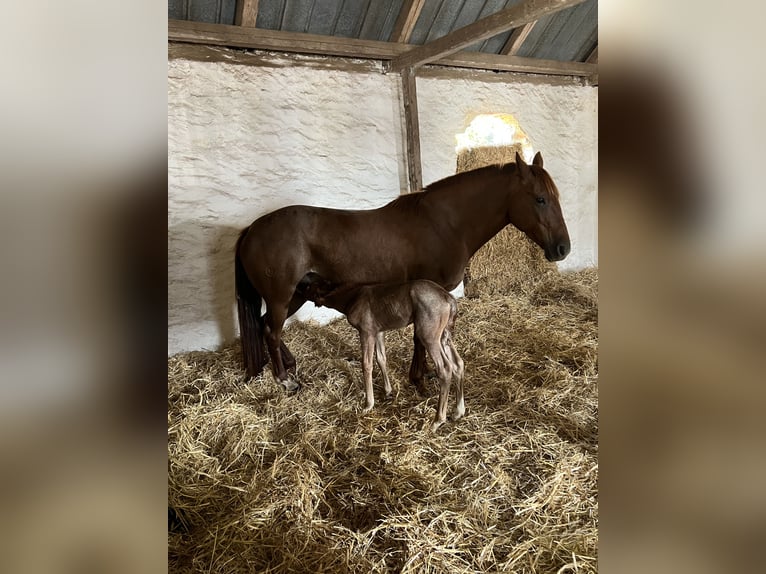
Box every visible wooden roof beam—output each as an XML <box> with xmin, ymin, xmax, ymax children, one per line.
<box><xmin>585</xmin><ymin>45</ymin><xmax>598</xmax><ymax>63</ymax></box>
<box><xmin>235</xmin><ymin>0</ymin><xmax>259</xmax><ymax>28</ymax></box>
<box><xmin>388</xmin><ymin>0</ymin><xmax>587</xmax><ymax>72</ymax></box>
<box><xmin>168</xmin><ymin>19</ymin><xmax>597</xmax><ymax>78</ymax></box>
<box><xmin>500</xmin><ymin>21</ymin><xmax>536</xmax><ymax>56</ymax></box>
<box><xmin>391</xmin><ymin>0</ymin><xmax>426</xmax><ymax>43</ymax></box>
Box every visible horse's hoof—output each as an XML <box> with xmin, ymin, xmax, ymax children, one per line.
<box><xmin>451</xmin><ymin>408</ymin><xmax>465</xmax><ymax>422</ymax></box>
<box><xmin>279</xmin><ymin>377</ymin><xmax>301</xmax><ymax>392</ymax></box>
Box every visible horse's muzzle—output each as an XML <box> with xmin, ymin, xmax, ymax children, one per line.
<box><xmin>546</xmin><ymin>240</ymin><xmax>571</xmax><ymax>262</ymax></box>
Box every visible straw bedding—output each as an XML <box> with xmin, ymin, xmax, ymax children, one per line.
<box><xmin>168</xmin><ymin>268</ymin><xmax>598</xmax><ymax>573</ymax></box>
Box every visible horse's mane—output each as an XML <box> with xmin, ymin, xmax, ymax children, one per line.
<box><xmin>387</xmin><ymin>163</ymin><xmax>515</xmax><ymax>210</ymax></box>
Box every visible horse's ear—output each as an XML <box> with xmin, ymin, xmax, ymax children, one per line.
<box><xmin>515</xmin><ymin>152</ymin><xmax>530</xmax><ymax>178</ymax></box>
<box><xmin>533</xmin><ymin>151</ymin><xmax>543</xmax><ymax>168</ymax></box>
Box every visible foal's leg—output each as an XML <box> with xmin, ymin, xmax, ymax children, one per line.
<box><xmin>446</xmin><ymin>337</ymin><xmax>465</xmax><ymax>421</ymax></box>
<box><xmin>422</xmin><ymin>335</ymin><xmax>453</xmax><ymax>432</ymax></box>
<box><xmin>374</xmin><ymin>332</ymin><xmax>393</xmax><ymax>399</ymax></box>
<box><xmin>360</xmin><ymin>332</ymin><xmax>376</xmax><ymax>413</ymax></box>
<box><xmin>409</xmin><ymin>335</ymin><xmax>429</xmax><ymax>396</ymax></box>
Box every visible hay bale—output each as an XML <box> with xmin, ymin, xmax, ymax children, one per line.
<box><xmin>457</xmin><ymin>145</ymin><xmax>557</xmax><ymax>298</ymax></box>
<box><xmin>168</xmin><ymin>269</ymin><xmax>598</xmax><ymax>573</ymax></box>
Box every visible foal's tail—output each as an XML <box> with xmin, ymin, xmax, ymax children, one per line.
<box><xmin>235</xmin><ymin>227</ymin><xmax>267</xmax><ymax>377</ymax></box>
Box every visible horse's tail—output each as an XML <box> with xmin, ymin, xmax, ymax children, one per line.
<box><xmin>235</xmin><ymin>227</ymin><xmax>267</xmax><ymax>377</ymax></box>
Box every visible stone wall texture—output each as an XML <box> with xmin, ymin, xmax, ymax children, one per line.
<box><xmin>168</xmin><ymin>53</ymin><xmax>597</xmax><ymax>355</ymax></box>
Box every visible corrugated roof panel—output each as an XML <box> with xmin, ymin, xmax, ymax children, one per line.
<box><xmin>423</xmin><ymin>0</ymin><xmax>465</xmax><ymax>44</ymax></box>
<box><xmin>573</xmin><ymin>28</ymin><xmax>597</xmax><ymax>62</ymax></box>
<box><xmin>448</xmin><ymin>0</ymin><xmax>523</xmax><ymax>53</ymax></box>
<box><xmin>168</xmin><ymin>0</ymin><xmax>597</xmax><ymax>63</ymax></box>
<box><xmin>473</xmin><ymin>0</ymin><xmax>515</xmax><ymax>48</ymax></box>
<box><xmin>304</xmin><ymin>0</ymin><xmax>341</xmax><ymax>36</ymax></box>
<box><xmin>408</xmin><ymin>0</ymin><xmax>442</xmax><ymax>45</ymax></box>
<box><xmin>516</xmin><ymin>0</ymin><xmax>597</xmax><ymax>61</ymax></box>
<box><xmin>258</xmin><ymin>0</ymin><xmax>286</xmax><ymax>30</ymax></box>
<box><xmin>331</xmin><ymin>0</ymin><xmax>370</xmax><ymax>38</ymax></box>
<box><xmin>452</xmin><ymin>0</ymin><xmax>487</xmax><ymax>31</ymax></box>
<box><xmin>187</xmin><ymin>0</ymin><xmax>223</xmax><ymax>23</ymax></box>
<box><xmin>282</xmin><ymin>0</ymin><xmax>315</xmax><ymax>33</ymax></box>
<box><xmin>220</xmin><ymin>0</ymin><xmax>237</xmax><ymax>24</ymax></box>
<box><xmin>359</xmin><ymin>0</ymin><xmax>403</xmax><ymax>42</ymax></box>
<box><xmin>168</xmin><ymin>0</ymin><xmax>188</xmax><ymax>21</ymax></box>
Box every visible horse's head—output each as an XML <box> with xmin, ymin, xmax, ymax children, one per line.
<box><xmin>508</xmin><ymin>152</ymin><xmax>571</xmax><ymax>262</ymax></box>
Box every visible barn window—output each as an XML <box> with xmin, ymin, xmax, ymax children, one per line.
<box><xmin>455</xmin><ymin>113</ymin><xmax>534</xmax><ymax>162</ymax></box>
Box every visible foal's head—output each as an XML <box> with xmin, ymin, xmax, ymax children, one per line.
<box><xmin>507</xmin><ymin>151</ymin><xmax>571</xmax><ymax>262</ymax></box>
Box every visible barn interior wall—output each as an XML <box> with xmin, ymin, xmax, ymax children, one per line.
<box><xmin>417</xmin><ymin>75</ymin><xmax>598</xmax><ymax>272</ymax></box>
<box><xmin>168</xmin><ymin>52</ymin><xmax>598</xmax><ymax>355</ymax></box>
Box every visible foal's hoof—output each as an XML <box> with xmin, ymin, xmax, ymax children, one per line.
<box><xmin>431</xmin><ymin>419</ymin><xmax>445</xmax><ymax>433</ymax></box>
<box><xmin>451</xmin><ymin>408</ymin><xmax>465</xmax><ymax>422</ymax></box>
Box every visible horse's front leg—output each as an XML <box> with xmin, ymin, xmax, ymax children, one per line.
<box><xmin>409</xmin><ymin>334</ymin><xmax>429</xmax><ymax>396</ymax></box>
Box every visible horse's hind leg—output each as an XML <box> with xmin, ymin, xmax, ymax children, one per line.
<box><xmin>264</xmin><ymin>304</ymin><xmax>298</xmax><ymax>390</ymax></box>
<box><xmin>278</xmin><ymin>293</ymin><xmax>307</xmax><ymax>372</ymax></box>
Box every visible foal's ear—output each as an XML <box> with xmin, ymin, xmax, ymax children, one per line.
<box><xmin>533</xmin><ymin>151</ymin><xmax>543</xmax><ymax>168</ymax></box>
<box><xmin>515</xmin><ymin>152</ymin><xmax>530</xmax><ymax>178</ymax></box>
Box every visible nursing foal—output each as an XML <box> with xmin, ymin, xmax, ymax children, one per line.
<box><xmin>299</xmin><ymin>275</ymin><xmax>465</xmax><ymax>431</ymax></box>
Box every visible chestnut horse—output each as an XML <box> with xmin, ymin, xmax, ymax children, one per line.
<box><xmin>235</xmin><ymin>152</ymin><xmax>570</xmax><ymax>390</ymax></box>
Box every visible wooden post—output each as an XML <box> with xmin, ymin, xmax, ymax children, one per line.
<box><xmin>391</xmin><ymin>0</ymin><xmax>426</xmax><ymax>43</ymax></box>
<box><xmin>500</xmin><ymin>22</ymin><xmax>537</xmax><ymax>56</ymax></box>
<box><xmin>235</xmin><ymin>0</ymin><xmax>259</xmax><ymax>27</ymax></box>
<box><xmin>401</xmin><ymin>67</ymin><xmax>422</xmax><ymax>193</ymax></box>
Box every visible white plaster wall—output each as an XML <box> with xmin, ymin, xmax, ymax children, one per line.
<box><xmin>169</xmin><ymin>57</ymin><xmax>403</xmax><ymax>355</ymax></box>
<box><xmin>418</xmin><ymin>75</ymin><xmax>598</xmax><ymax>272</ymax></box>
<box><xmin>168</xmin><ymin>54</ymin><xmax>597</xmax><ymax>355</ymax></box>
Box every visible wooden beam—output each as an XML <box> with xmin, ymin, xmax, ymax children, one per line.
<box><xmin>168</xmin><ymin>20</ymin><xmax>597</xmax><ymax>78</ymax></box>
<box><xmin>391</xmin><ymin>0</ymin><xmax>426</xmax><ymax>43</ymax></box>
<box><xmin>169</xmin><ymin>19</ymin><xmax>398</xmax><ymax>59</ymax></box>
<box><xmin>235</xmin><ymin>1</ymin><xmax>259</xmax><ymax>28</ymax></box>
<box><xmin>168</xmin><ymin>20</ymin><xmax>406</xmax><ymax>60</ymax></box>
<box><xmin>442</xmin><ymin>50</ymin><xmax>595</xmax><ymax>77</ymax></box>
<box><xmin>585</xmin><ymin>45</ymin><xmax>598</xmax><ymax>63</ymax></box>
<box><xmin>500</xmin><ymin>21</ymin><xmax>536</xmax><ymax>55</ymax></box>
<box><xmin>400</xmin><ymin>67</ymin><xmax>422</xmax><ymax>193</ymax></box>
<box><xmin>388</xmin><ymin>0</ymin><xmax>587</xmax><ymax>72</ymax></box>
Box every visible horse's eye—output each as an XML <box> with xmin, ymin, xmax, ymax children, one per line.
<box><xmin>536</xmin><ymin>197</ymin><xmax>546</xmax><ymax>205</ymax></box>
